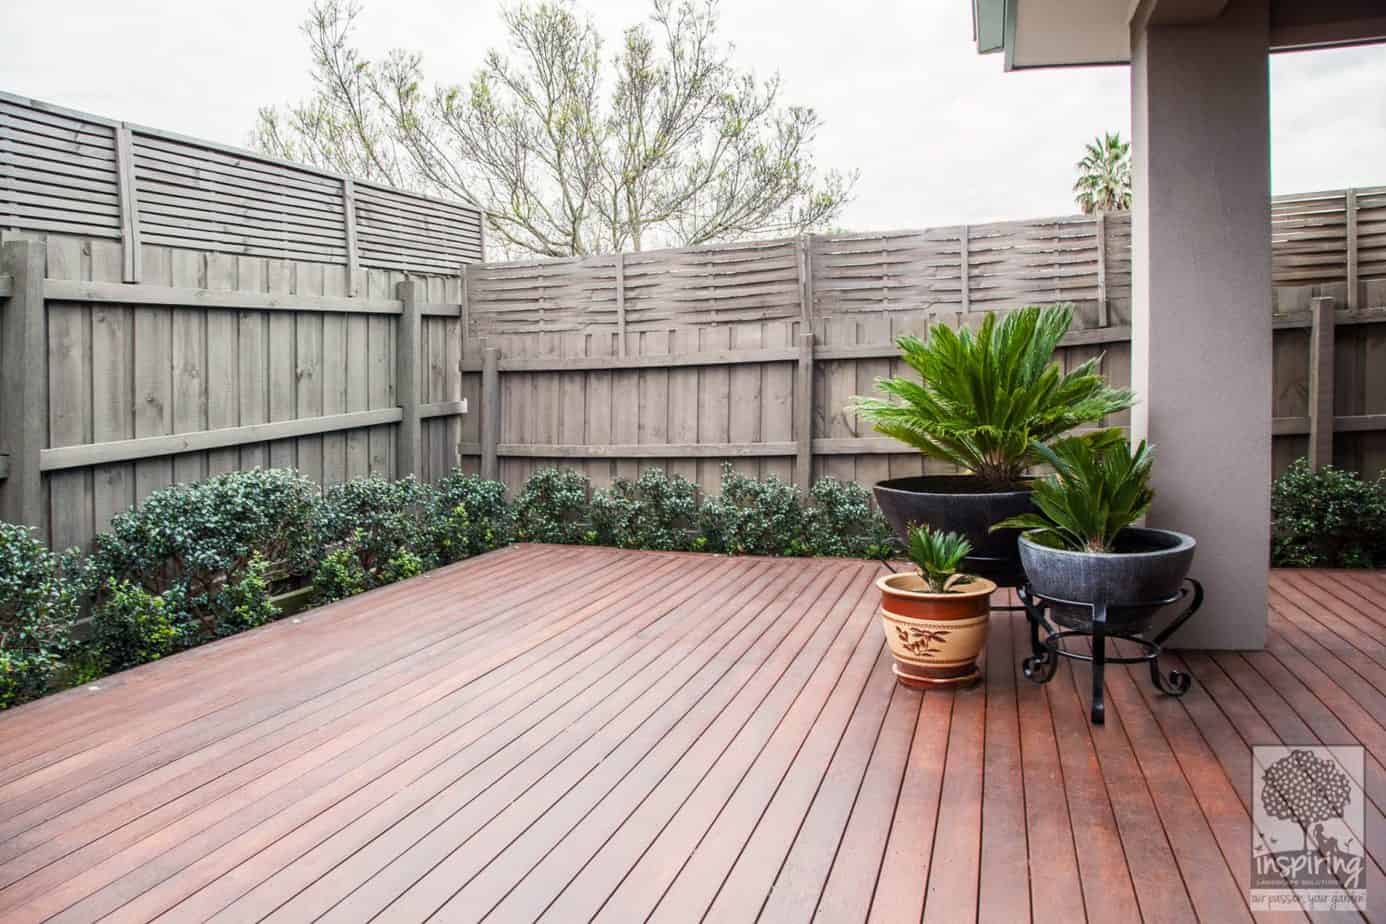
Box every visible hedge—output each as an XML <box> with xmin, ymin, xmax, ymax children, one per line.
<box><xmin>7</xmin><ymin>455</ymin><xmax>1365</xmax><ymax>709</ymax></box>
<box><xmin>1271</xmin><ymin>459</ymin><xmax>1386</xmax><ymax>567</ymax></box>
<box><xmin>0</xmin><ymin>463</ymin><xmax>892</xmax><ymax>710</ymax></box>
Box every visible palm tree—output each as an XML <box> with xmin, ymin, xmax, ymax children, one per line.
<box><xmin>1073</xmin><ymin>132</ymin><xmax>1132</xmax><ymax>214</ymax></box>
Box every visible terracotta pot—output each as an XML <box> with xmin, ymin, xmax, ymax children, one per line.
<box><xmin>877</xmin><ymin>572</ymin><xmax>995</xmax><ymax>689</ymax></box>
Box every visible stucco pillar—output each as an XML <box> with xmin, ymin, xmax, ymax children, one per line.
<box><xmin>1129</xmin><ymin>0</ymin><xmax>1271</xmax><ymax>649</ymax></box>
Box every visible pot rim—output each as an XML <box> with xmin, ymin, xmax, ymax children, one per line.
<box><xmin>875</xmin><ymin>475</ymin><xmax>1033</xmax><ymax>500</ymax></box>
<box><xmin>876</xmin><ymin>571</ymin><xmax>998</xmax><ymax>599</ymax></box>
<box><xmin>1018</xmin><ymin>526</ymin><xmax>1196</xmax><ymax>559</ymax></box>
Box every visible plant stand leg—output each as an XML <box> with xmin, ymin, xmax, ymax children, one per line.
<box><xmin>1090</xmin><ymin>601</ymin><xmax>1107</xmax><ymax>726</ymax></box>
<box><xmin>1024</xmin><ymin>591</ymin><xmax>1045</xmax><ymax>660</ymax></box>
<box><xmin>1148</xmin><ymin>579</ymin><xmax>1199</xmax><ymax>697</ymax></box>
<box><xmin>1019</xmin><ymin>586</ymin><xmax>1056</xmax><ymax>684</ymax></box>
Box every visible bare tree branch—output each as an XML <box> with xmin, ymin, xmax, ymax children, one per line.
<box><xmin>256</xmin><ymin>0</ymin><xmax>856</xmax><ymax>258</ymax></box>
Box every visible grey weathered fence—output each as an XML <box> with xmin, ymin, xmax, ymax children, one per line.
<box><xmin>0</xmin><ymin>93</ymin><xmax>484</xmax><ymax>550</ymax></box>
<box><xmin>457</xmin><ymin>190</ymin><xmax>1386</xmax><ymax>497</ymax></box>
<box><xmin>5</xmin><ymin>91</ymin><xmax>1385</xmax><ymax>548</ymax></box>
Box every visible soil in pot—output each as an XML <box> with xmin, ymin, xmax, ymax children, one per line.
<box><xmin>874</xmin><ymin>475</ymin><xmax>1035</xmax><ymax>586</ymax></box>
<box><xmin>1019</xmin><ymin>527</ymin><xmax>1196</xmax><ymax>634</ymax></box>
<box><xmin>877</xmin><ymin>571</ymin><xmax>995</xmax><ymax>688</ymax></box>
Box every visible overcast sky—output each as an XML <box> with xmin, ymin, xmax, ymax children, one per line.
<box><xmin>2</xmin><ymin>0</ymin><xmax>1382</xmax><ymax>232</ymax></box>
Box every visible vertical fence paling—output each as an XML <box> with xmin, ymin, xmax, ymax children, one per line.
<box><xmin>1308</xmin><ymin>296</ymin><xmax>1336</xmax><ymax>469</ymax></box>
<box><xmin>396</xmin><ymin>279</ymin><xmax>424</xmax><ymax>481</ymax></box>
<box><xmin>795</xmin><ymin>334</ymin><xmax>815</xmax><ymax>492</ymax></box>
<box><xmin>481</xmin><ymin>345</ymin><xmax>501</xmax><ymax>481</ymax></box>
<box><xmin>796</xmin><ymin>235</ymin><xmax>815</xmax><ymax>491</ymax></box>
<box><xmin>0</xmin><ymin>241</ymin><xmax>48</xmax><ymax>533</ymax></box>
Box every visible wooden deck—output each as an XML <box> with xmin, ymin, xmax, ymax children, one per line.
<box><xmin>0</xmin><ymin>545</ymin><xmax>1383</xmax><ymax>923</ymax></box>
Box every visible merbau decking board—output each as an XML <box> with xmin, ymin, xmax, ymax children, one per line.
<box><xmin>0</xmin><ymin>548</ymin><xmax>1381</xmax><ymax>922</ymax></box>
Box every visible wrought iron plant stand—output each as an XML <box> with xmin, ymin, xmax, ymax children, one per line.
<box><xmin>1018</xmin><ymin>579</ymin><xmax>1204</xmax><ymax>725</ymax></box>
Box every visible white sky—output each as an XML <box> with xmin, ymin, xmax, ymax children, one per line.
<box><xmin>1</xmin><ymin>0</ymin><xmax>1382</xmax><ymax>232</ymax></box>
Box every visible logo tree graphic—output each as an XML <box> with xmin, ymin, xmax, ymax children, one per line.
<box><xmin>1261</xmin><ymin>749</ymin><xmax>1353</xmax><ymax>852</ymax></box>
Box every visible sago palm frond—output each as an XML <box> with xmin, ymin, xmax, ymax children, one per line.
<box><xmin>993</xmin><ymin>433</ymin><xmax>1155</xmax><ymax>553</ymax></box>
<box><xmin>906</xmin><ymin>526</ymin><xmax>973</xmax><ymax>593</ymax></box>
<box><xmin>849</xmin><ymin>305</ymin><xmax>1135</xmax><ymax>488</ymax></box>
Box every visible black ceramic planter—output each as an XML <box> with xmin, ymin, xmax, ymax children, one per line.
<box><xmin>1018</xmin><ymin>527</ymin><xmax>1196</xmax><ymax>634</ymax></box>
<box><xmin>873</xmin><ymin>475</ymin><xmax>1035</xmax><ymax>586</ymax></box>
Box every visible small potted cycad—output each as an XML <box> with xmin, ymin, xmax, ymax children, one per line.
<box><xmin>877</xmin><ymin>526</ymin><xmax>995</xmax><ymax>688</ymax></box>
<box><xmin>993</xmin><ymin>434</ymin><xmax>1195</xmax><ymax>632</ymax></box>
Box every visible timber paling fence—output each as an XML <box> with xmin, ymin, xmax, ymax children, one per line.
<box><xmin>457</xmin><ymin>187</ymin><xmax>1386</xmax><ymax>499</ymax></box>
<box><xmin>2</xmin><ymin>91</ymin><xmax>1385</xmax><ymax>551</ymax></box>
<box><xmin>0</xmin><ymin>92</ymin><xmax>483</xmax><ymax>551</ymax></box>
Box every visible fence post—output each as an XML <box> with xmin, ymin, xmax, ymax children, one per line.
<box><xmin>615</xmin><ymin>252</ymin><xmax>627</xmax><ymax>358</ymax></box>
<box><xmin>1095</xmin><ymin>211</ymin><xmax>1109</xmax><ymax>327</ymax></box>
<box><xmin>114</xmin><ymin>124</ymin><xmax>142</xmax><ymax>283</ymax></box>
<box><xmin>396</xmin><ymin>279</ymin><xmax>423</xmax><ymax>481</ymax></box>
<box><xmin>343</xmin><ymin>178</ymin><xmax>360</xmax><ymax>296</ymax></box>
<box><xmin>795</xmin><ymin>333</ymin><xmax>815</xmax><ymax>493</ymax></box>
<box><xmin>1346</xmin><ymin>188</ymin><xmax>1359</xmax><ymax>312</ymax></box>
<box><xmin>959</xmin><ymin>225</ymin><xmax>970</xmax><ymax>314</ymax></box>
<box><xmin>0</xmin><ymin>240</ymin><xmax>48</xmax><ymax>534</ymax></box>
<box><xmin>481</xmin><ymin>345</ymin><xmax>501</xmax><ymax>481</ymax></box>
<box><xmin>1308</xmin><ymin>295</ymin><xmax>1335</xmax><ymax>470</ymax></box>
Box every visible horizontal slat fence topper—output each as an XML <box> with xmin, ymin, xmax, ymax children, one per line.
<box><xmin>0</xmin><ymin>92</ymin><xmax>480</xmax><ymax>551</ymax></box>
<box><xmin>462</xmin><ymin>186</ymin><xmax>1386</xmax><ymax>498</ymax></box>
<box><xmin>0</xmin><ymin>98</ymin><xmax>121</xmax><ymax>239</ymax></box>
<box><xmin>0</xmin><ymin>92</ymin><xmax>486</xmax><ymax>277</ymax></box>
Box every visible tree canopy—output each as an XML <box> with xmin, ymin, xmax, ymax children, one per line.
<box><xmin>256</xmin><ymin>0</ymin><xmax>856</xmax><ymax>257</ymax></box>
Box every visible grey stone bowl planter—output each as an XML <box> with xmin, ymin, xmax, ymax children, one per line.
<box><xmin>873</xmin><ymin>475</ymin><xmax>1035</xmax><ymax>586</ymax></box>
<box><xmin>1018</xmin><ymin>526</ymin><xmax>1197</xmax><ymax>634</ymax></box>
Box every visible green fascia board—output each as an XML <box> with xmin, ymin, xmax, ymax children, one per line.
<box><xmin>974</xmin><ymin>0</ymin><xmax>1006</xmax><ymax>53</ymax></box>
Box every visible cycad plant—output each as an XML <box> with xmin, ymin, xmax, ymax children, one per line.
<box><xmin>993</xmin><ymin>434</ymin><xmax>1155</xmax><ymax>553</ymax></box>
<box><xmin>1073</xmin><ymin>132</ymin><xmax>1132</xmax><ymax>214</ymax></box>
<box><xmin>906</xmin><ymin>526</ymin><xmax>974</xmax><ymax>593</ymax></box>
<box><xmin>849</xmin><ymin>305</ymin><xmax>1135</xmax><ymax>489</ymax></box>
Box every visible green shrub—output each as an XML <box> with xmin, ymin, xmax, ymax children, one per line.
<box><xmin>0</xmin><ymin>524</ymin><xmax>83</xmax><ymax>708</ymax></box>
<box><xmin>91</xmin><ymin>579</ymin><xmax>187</xmax><ymax>671</ymax></box>
<box><xmin>311</xmin><ymin>543</ymin><xmax>370</xmax><ymax>604</ymax></box>
<box><xmin>310</xmin><ymin>475</ymin><xmax>435</xmax><ymax>601</ymax></box>
<box><xmin>803</xmin><ymin>478</ymin><xmax>895</xmax><ymax>558</ymax></box>
<box><xmin>429</xmin><ymin>472</ymin><xmax>511</xmax><ymax>563</ymax></box>
<box><xmin>1271</xmin><ymin>459</ymin><xmax>1386</xmax><ymax>567</ymax></box>
<box><xmin>513</xmin><ymin>468</ymin><xmax>591</xmax><ymax>544</ymax></box>
<box><xmin>590</xmin><ymin>469</ymin><xmax>699</xmax><ymax>550</ymax></box>
<box><xmin>699</xmin><ymin>464</ymin><xmax>807</xmax><ymax>556</ymax></box>
<box><xmin>217</xmin><ymin>555</ymin><xmax>278</xmax><ymax>635</ymax></box>
<box><xmin>383</xmin><ymin>549</ymin><xmax>426</xmax><ymax>583</ymax></box>
<box><xmin>88</xmin><ymin>468</ymin><xmax>316</xmax><ymax>645</ymax></box>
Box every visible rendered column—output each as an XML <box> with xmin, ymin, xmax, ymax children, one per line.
<box><xmin>1129</xmin><ymin>0</ymin><xmax>1272</xmax><ymax>649</ymax></box>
